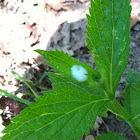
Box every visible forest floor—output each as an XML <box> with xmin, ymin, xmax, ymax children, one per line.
<box><xmin>0</xmin><ymin>0</ymin><xmax>140</xmax><ymax>139</ymax></box>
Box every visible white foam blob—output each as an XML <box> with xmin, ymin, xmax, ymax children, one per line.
<box><xmin>71</xmin><ymin>65</ymin><xmax>88</xmax><ymax>82</ymax></box>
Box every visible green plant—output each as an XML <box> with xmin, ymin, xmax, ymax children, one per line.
<box><xmin>0</xmin><ymin>0</ymin><xmax>140</xmax><ymax>139</ymax></box>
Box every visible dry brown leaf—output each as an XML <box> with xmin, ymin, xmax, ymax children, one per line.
<box><xmin>131</xmin><ymin>0</ymin><xmax>140</xmax><ymax>28</ymax></box>
<box><xmin>84</xmin><ymin>135</ymin><xmax>95</xmax><ymax>140</ymax></box>
<box><xmin>45</xmin><ymin>0</ymin><xmax>61</xmax><ymax>10</ymax></box>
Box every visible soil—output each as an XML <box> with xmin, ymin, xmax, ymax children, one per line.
<box><xmin>0</xmin><ymin>0</ymin><xmax>140</xmax><ymax>139</ymax></box>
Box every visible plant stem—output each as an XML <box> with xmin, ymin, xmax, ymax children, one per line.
<box><xmin>108</xmin><ymin>99</ymin><xmax>140</xmax><ymax>140</ymax></box>
<box><xmin>0</xmin><ymin>89</ymin><xmax>30</xmax><ymax>105</ymax></box>
<box><xmin>112</xmin><ymin>99</ymin><xmax>131</xmax><ymax>122</ymax></box>
<box><xmin>11</xmin><ymin>71</ymin><xmax>39</xmax><ymax>98</ymax></box>
<box><xmin>22</xmin><ymin>79</ymin><xmax>39</xmax><ymax>98</ymax></box>
<box><xmin>129</xmin><ymin>124</ymin><xmax>140</xmax><ymax>140</ymax></box>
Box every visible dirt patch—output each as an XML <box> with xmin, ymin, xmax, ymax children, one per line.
<box><xmin>0</xmin><ymin>0</ymin><xmax>140</xmax><ymax>139</ymax></box>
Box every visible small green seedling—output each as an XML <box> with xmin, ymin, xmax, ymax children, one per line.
<box><xmin>0</xmin><ymin>0</ymin><xmax>140</xmax><ymax>139</ymax></box>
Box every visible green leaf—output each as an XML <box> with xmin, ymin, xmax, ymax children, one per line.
<box><xmin>35</xmin><ymin>49</ymin><xmax>99</xmax><ymax>81</ymax></box>
<box><xmin>122</xmin><ymin>69</ymin><xmax>140</xmax><ymax>136</ymax></box>
<box><xmin>2</xmin><ymin>47</ymin><xmax>110</xmax><ymax>140</ymax></box>
<box><xmin>35</xmin><ymin>50</ymin><xmax>107</xmax><ymax>97</ymax></box>
<box><xmin>86</xmin><ymin>0</ymin><xmax>131</xmax><ymax>94</ymax></box>
<box><xmin>96</xmin><ymin>132</ymin><xmax>127</xmax><ymax>140</ymax></box>
<box><xmin>98</xmin><ymin>106</ymin><xmax>108</xmax><ymax>118</ymax></box>
<box><xmin>2</xmin><ymin>45</ymin><xmax>110</xmax><ymax>140</ymax></box>
<box><xmin>2</xmin><ymin>87</ymin><xmax>108</xmax><ymax>140</ymax></box>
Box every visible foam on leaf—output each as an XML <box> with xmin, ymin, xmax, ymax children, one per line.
<box><xmin>71</xmin><ymin>65</ymin><xmax>88</xmax><ymax>82</ymax></box>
